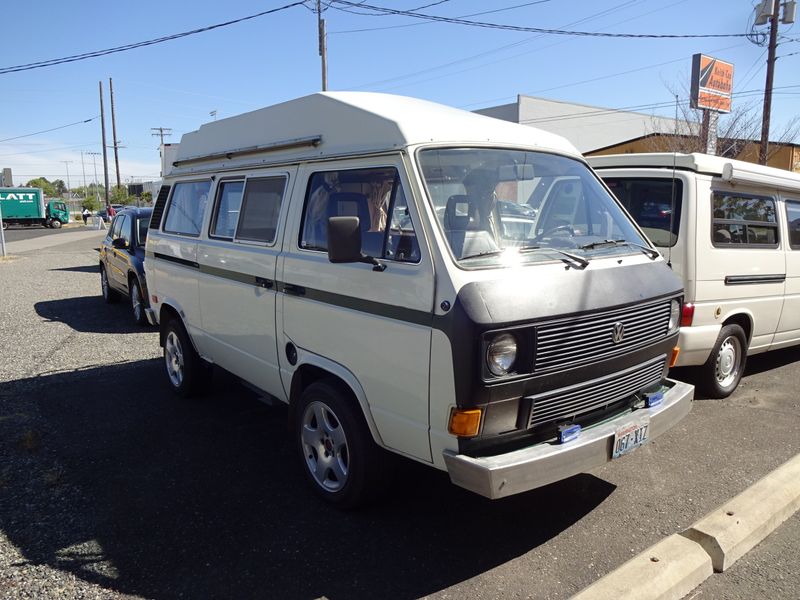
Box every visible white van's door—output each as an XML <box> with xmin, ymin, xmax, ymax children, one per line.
<box><xmin>279</xmin><ymin>159</ymin><xmax>435</xmax><ymax>461</ymax></box>
<box><xmin>196</xmin><ymin>168</ymin><xmax>296</xmax><ymax>399</ymax></box>
<box><xmin>774</xmin><ymin>198</ymin><xmax>800</xmax><ymax>347</ymax></box>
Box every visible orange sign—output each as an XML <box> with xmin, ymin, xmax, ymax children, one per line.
<box><xmin>691</xmin><ymin>54</ymin><xmax>733</xmax><ymax>113</ymax></box>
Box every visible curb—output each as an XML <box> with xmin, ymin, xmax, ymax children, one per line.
<box><xmin>571</xmin><ymin>453</ymin><xmax>800</xmax><ymax>599</ymax></box>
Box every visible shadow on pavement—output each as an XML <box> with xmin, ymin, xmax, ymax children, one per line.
<box><xmin>0</xmin><ymin>361</ymin><xmax>616</xmax><ymax>600</ymax></box>
<box><xmin>50</xmin><ymin>265</ymin><xmax>99</xmax><ymax>274</ymax></box>
<box><xmin>34</xmin><ymin>295</ymin><xmax>145</xmax><ymax>334</ymax></box>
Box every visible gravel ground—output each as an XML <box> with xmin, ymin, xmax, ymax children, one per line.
<box><xmin>0</xmin><ymin>240</ymin><xmax>159</xmax><ymax>600</ymax></box>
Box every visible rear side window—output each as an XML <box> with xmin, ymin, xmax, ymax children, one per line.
<box><xmin>299</xmin><ymin>167</ymin><xmax>420</xmax><ymax>263</ymax></box>
<box><xmin>604</xmin><ymin>177</ymin><xmax>682</xmax><ymax>248</ymax></box>
<box><xmin>236</xmin><ymin>177</ymin><xmax>286</xmax><ymax>244</ymax></box>
<box><xmin>787</xmin><ymin>200</ymin><xmax>800</xmax><ymax>249</ymax></box>
<box><xmin>163</xmin><ymin>180</ymin><xmax>211</xmax><ymax>236</ymax></box>
<box><xmin>210</xmin><ymin>181</ymin><xmax>244</xmax><ymax>239</ymax></box>
<box><xmin>712</xmin><ymin>192</ymin><xmax>778</xmax><ymax>247</ymax></box>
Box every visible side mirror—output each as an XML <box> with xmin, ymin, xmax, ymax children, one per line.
<box><xmin>327</xmin><ymin>216</ymin><xmax>386</xmax><ymax>272</ymax></box>
<box><xmin>111</xmin><ymin>237</ymin><xmax>129</xmax><ymax>250</ymax></box>
<box><xmin>327</xmin><ymin>216</ymin><xmax>362</xmax><ymax>263</ymax></box>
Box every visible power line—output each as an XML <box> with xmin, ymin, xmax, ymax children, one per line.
<box><xmin>0</xmin><ymin>2</ymin><xmax>306</xmax><ymax>75</ymax></box>
<box><xmin>0</xmin><ymin>117</ymin><xmax>99</xmax><ymax>143</ymax></box>
<box><xmin>328</xmin><ymin>0</ymin><xmax>752</xmax><ymax>39</ymax></box>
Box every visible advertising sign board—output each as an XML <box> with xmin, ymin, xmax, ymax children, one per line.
<box><xmin>690</xmin><ymin>54</ymin><xmax>733</xmax><ymax>113</ymax></box>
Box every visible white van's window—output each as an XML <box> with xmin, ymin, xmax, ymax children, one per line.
<box><xmin>712</xmin><ymin>192</ymin><xmax>778</xmax><ymax>247</ymax></box>
<box><xmin>604</xmin><ymin>178</ymin><xmax>682</xmax><ymax>247</ymax></box>
<box><xmin>164</xmin><ymin>180</ymin><xmax>211</xmax><ymax>237</ymax></box>
<box><xmin>236</xmin><ymin>177</ymin><xmax>286</xmax><ymax>244</ymax></box>
<box><xmin>418</xmin><ymin>148</ymin><xmax>647</xmax><ymax>267</ymax></box>
<box><xmin>787</xmin><ymin>201</ymin><xmax>800</xmax><ymax>249</ymax></box>
<box><xmin>210</xmin><ymin>180</ymin><xmax>244</xmax><ymax>239</ymax></box>
<box><xmin>300</xmin><ymin>167</ymin><xmax>420</xmax><ymax>263</ymax></box>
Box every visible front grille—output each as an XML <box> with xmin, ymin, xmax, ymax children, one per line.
<box><xmin>534</xmin><ymin>300</ymin><xmax>671</xmax><ymax>372</ymax></box>
<box><xmin>526</xmin><ymin>356</ymin><xmax>666</xmax><ymax>428</ymax></box>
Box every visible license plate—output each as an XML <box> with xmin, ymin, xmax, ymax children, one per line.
<box><xmin>612</xmin><ymin>417</ymin><xmax>650</xmax><ymax>459</ymax></box>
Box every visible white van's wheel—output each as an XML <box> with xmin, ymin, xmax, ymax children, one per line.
<box><xmin>163</xmin><ymin>318</ymin><xmax>211</xmax><ymax>397</ymax></box>
<box><xmin>700</xmin><ymin>324</ymin><xmax>747</xmax><ymax>399</ymax></box>
<box><xmin>296</xmin><ymin>381</ymin><xmax>384</xmax><ymax>508</ymax></box>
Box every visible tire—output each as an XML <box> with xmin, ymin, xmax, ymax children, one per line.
<box><xmin>295</xmin><ymin>380</ymin><xmax>386</xmax><ymax>509</ymax></box>
<box><xmin>129</xmin><ymin>277</ymin><xmax>148</xmax><ymax>326</ymax></box>
<box><xmin>162</xmin><ymin>317</ymin><xmax>211</xmax><ymax>398</ymax></box>
<box><xmin>699</xmin><ymin>324</ymin><xmax>748</xmax><ymax>399</ymax></box>
<box><xmin>100</xmin><ymin>265</ymin><xmax>120</xmax><ymax>303</ymax></box>
<box><xmin>51</xmin><ymin>219</ymin><xmax>62</xmax><ymax>229</ymax></box>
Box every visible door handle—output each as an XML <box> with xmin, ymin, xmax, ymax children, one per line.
<box><xmin>255</xmin><ymin>276</ymin><xmax>274</xmax><ymax>289</ymax></box>
<box><xmin>283</xmin><ymin>283</ymin><xmax>306</xmax><ymax>296</ymax></box>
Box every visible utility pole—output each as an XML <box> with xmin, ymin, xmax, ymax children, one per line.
<box><xmin>317</xmin><ymin>0</ymin><xmax>328</xmax><ymax>91</ymax></box>
<box><xmin>87</xmin><ymin>152</ymin><xmax>101</xmax><ymax>204</ymax></box>
<box><xmin>80</xmin><ymin>151</ymin><xmax>88</xmax><ymax>200</ymax></box>
<box><xmin>756</xmin><ymin>0</ymin><xmax>796</xmax><ymax>165</ymax></box>
<box><xmin>99</xmin><ymin>81</ymin><xmax>111</xmax><ymax>207</ymax></box>
<box><xmin>60</xmin><ymin>160</ymin><xmax>73</xmax><ymax>201</ymax></box>
<box><xmin>151</xmin><ymin>127</ymin><xmax>172</xmax><ymax>146</ymax></box>
<box><xmin>109</xmin><ymin>77</ymin><xmax>122</xmax><ymax>190</ymax></box>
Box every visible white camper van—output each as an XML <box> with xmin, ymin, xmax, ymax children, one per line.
<box><xmin>589</xmin><ymin>153</ymin><xmax>800</xmax><ymax>399</ymax></box>
<box><xmin>145</xmin><ymin>93</ymin><xmax>693</xmax><ymax>507</ymax></box>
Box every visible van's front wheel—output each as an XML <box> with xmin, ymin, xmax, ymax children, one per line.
<box><xmin>700</xmin><ymin>324</ymin><xmax>747</xmax><ymax>399</ymax></box>
<box><xmin>296</xmin><ymin>381</ymin><xmax>384</xmax><ymax>508</ymax></box>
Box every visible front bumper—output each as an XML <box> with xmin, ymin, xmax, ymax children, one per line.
<box><xmin>442</xmin><ymin>378</ymin><xmax>694</xmax><ymax>499</ymax></box>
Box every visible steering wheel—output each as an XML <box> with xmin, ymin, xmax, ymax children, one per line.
<box><xmin>533</xmin><ymin>222</ymin><xmax>574</xmax><ymax>242</ymax></box>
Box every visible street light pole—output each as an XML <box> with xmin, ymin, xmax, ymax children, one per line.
<box><xmin>60</xmin><ymin>160</ymin><xmax>73</xmax><ymax>200</ymax></box>
<box><xmin>87</xmin><ymin>152</ymin><xmax>101</xmax><ymax>204</ymax></box>
<box><xmin>80</xmin><ymin>151</ymin><xmax>88</xmax><ymax>200</ymax></box>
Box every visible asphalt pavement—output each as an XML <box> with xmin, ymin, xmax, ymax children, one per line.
<box><xmin>0</xmin><ymin>234</ymin><xmax>798</xmax><ymax>599</ymax></box>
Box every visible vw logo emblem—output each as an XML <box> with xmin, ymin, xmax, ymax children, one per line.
<box><xmin>612</xmin><ymin>322</ymin><xmax>625</xmax><ymax>344</ymax></box>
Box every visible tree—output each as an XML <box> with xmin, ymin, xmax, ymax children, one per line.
<box><xmin>140</xmin><ymin>191</ymin><xmax>153</xmax><ymax>205</ymax></box>
<box><xmin>25</xmin><ymin>177</ymin><xmax>55</xmax><ymax>196</ymax></box>
<box><xmin>110</xmin><ymin>185</ymin><xmax>131</xmax><ymax>204</ymax></box>
<box><xmin>646</xmin><ymin>82</ymin><xmax>800</xmax><ymax>161</ymax></box>
<box><xmin>82</xmin><ymin>197</ymin><xmax>101</xmax><ymax>211</ymax></box>
<box><xmin>52</xmin><ymin>179</ymin><xmax>67</xmax><ymax>195</ymax></box>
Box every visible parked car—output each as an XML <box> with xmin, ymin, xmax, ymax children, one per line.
<box><xmin>96</xmin><ymin>209</ymin><xmax>110</xmax><ymax>223</ymax></box>
<box><xmin>99</xmin><ymin>207</ymin><xmax>153</xmax><ymax>325</ymax></box>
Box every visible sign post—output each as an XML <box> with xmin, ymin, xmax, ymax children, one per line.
<box><xmin>0</xmin><ymin>202</ymin><xmax>6</xmax><ymax>258</ymax></box>
<box><xmin>690</xmin><ymin>54</ymin><xmax>734</xmax><ymax>155</ymax></box>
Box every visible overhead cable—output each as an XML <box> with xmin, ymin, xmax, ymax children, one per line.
<box><xmin>0</xmin><ymin>117</ymin><xmax>99</xmax><ymax>143</ymax></box>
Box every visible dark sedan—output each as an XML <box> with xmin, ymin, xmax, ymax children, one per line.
<box><xmin>99</xmin><ymin>207</ymin><xmax>153</xmax><ymax>325</ymax></box>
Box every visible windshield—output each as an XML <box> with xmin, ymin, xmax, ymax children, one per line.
<box><xmin>604</xmin><ymin>177</ymin><xmax>682</xmax><ymax>247</ymax></box>
<box><xmin>418</xmin><ymin>148</ymin><xmax>649</xmax><ymax>267</ymax></box>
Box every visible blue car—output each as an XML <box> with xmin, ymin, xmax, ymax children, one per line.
<box><xmin>99</xmin><ymin>207</ymin><xmax>153</xmax><ymax>325</ymax></box>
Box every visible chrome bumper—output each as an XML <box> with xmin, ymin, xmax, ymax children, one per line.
<box><xmin>443</xmin><ymin>379</ymin><xmax>694</xmax><ymax>499</ymax></box>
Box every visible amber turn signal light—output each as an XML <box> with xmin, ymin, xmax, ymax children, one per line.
<box><xmin>448</xmin><ymin>408</ymin><xmax>482</xmax><ymax>437</ymax></box>
<box><xmin>670</xmin><ymin>346</ymin><xmax>680</xmax><ymax>368</ymax></box>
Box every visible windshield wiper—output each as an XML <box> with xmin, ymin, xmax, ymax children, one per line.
<box><xmin>579</xmin><ymin>239</ymin><xmax>659</xmax><ymax>260</ymax></box>
<box><xmin>459</xmin><ymin>249</ymin><xmax>506</xmax><ymax>261</ymax></box>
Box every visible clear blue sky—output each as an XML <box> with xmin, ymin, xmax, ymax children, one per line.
<box><xmin>1</xmin><ymin>0</ymin><xmax>797</xmax><ymax>188</ymax></box>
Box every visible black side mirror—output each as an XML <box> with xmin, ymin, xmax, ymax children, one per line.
<box><xmin>327</xmin><ymin>216</ymin><xmax>386</xmax><ymax>271</ymax></box>
<box><xmin>111</xmin><ymin>237</ymin><xmax>129</xmax><ymax>250</ymax></box>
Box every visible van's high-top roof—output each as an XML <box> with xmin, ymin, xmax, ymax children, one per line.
<box><xmin>588</xmin><ymin>152</ymin><xmax>800</xmax><ymax>193</ymax></box>
<box><xmin>170</xmin><ymin>92</ymin><xmax>580</xmax><ymax>174</ymax></box>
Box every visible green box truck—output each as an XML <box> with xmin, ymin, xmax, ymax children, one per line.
<box><xmin>0</xmin><ymin>188</ymin><xmax>69</xmax><ymax>230</ymax></box>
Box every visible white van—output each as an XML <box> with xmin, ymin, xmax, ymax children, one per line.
<box><xmin>145</xmin><ymin>93</ymin><xmax>693</xmax><ymax>507</ymax></box>
<box><xmin>589</xmin><ymin>153</ymin><xmax>800</xmax><ymax>398</ymax></box>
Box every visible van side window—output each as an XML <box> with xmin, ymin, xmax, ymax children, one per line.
<box><xmin>300</xmin><ymin>167</ymin><xmax>419</xmax><ymax>263</ymax></box>
<box><xmin>163</xmin><ymin>180</ymin><xmax>211</xmax><ymax>237</ymax></box>
<box><xmin>210</xmin><ymin>180</ymin><xmax>244</xmax><ymax>239</ymax></box>
<box><xmin>236</xmin><ymin>177</ymin><xmax>286</xmax><ymax>244</ymax></box>
<box><xmin>787</xmin><ymin>201</ymin><xmax>800</xmax><ymax>249</ymax></box>
<box><xmin>604</xmin><ymin>178</ymin><xmax>682</xmax><ymax>248</ymax></box>
<box><xmin>712</xmin><ymin>192</ymin><xmax>778</xmax><ymax>247</ymax></box>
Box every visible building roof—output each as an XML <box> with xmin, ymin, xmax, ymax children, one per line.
<box><xmin>171</xmin><ymin>92</ymin><xmax>581</xmax><ymax>175</ymax></box>
<box><xmin>475</xmin><ymin>95</ymin><xmax>687</xmax><ymax>154</ymax></box>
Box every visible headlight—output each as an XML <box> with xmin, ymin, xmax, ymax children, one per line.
<box><xmin>486</xmin><ymin>333</ymin><xmax>517</xmax><ymax>376</ymax></box>
<box><xmin>668</xmin><ymin>299</ymin><xmax>681</xmax><ymax>334</ymax></box>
